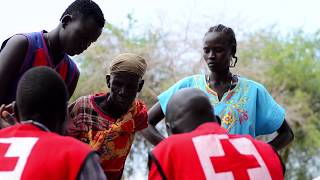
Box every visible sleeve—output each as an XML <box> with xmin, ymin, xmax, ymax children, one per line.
<box><xmin>157</xmin><ymin>76</ymin><xmax>194</xmax><ymax>114</ymax></box>
<box><xmin>66</xmin><ymin>59</ymin><xmax>80</xmax><ymax>99</ymax></box>
<box><xmin>68</xmin><ymin>69</ymin><xmax>79</xmax><ymax>99</ymax></box>
<box><xmin>133</xmin><ymin>101</ymin><xmax>148</xmax><ymax>131</ymax></box>
<box><xmin>255</xmin><ymin>84</ymin><xmax>285</xmax><ymax>136</ymax></box>
<box><xmin>77</xmin><ymin>153</ymin><xmax>107</xmax><ymax>180</ymax></box>
<box><xmin>66</xmin><ymin>98</ymin><xmax>83</xmax><ymax>137</ymax></box>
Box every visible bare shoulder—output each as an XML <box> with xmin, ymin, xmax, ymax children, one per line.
<box><xmin>0</xmin><ymin>34</ymin><xmax>29</xmax><ymax>68</ymax></box>
<box><xmin>1</xmin><ymin>34</ymin><xmax>29</xmax><ymax>54</ymax></box>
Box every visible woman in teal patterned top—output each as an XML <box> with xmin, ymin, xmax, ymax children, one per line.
<box><xmin>142</xmin><ymin>24</ymin><xmax>294</xmax><ymax>151</ymax></box>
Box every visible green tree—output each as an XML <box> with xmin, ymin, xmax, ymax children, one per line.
<box><xmin>238</xmin><ymin>29</ymin><xmax>320</xmax><ymax>179</ymax></box>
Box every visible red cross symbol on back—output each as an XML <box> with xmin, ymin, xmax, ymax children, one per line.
<box><xmin>0</xmin><ymin>143</ymin><xmax>19</xmax><ymax>171</ymax></box>
<box><xmin>210</xmin><ymin>139</ymin><xmax>261</xmax><ymax>180</ymax></box>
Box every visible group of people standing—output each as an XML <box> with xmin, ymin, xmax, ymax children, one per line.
<box><xmin>0</xmin><ymin>0</ymin><xmax>293</xmax><ymax>180</ymax></box>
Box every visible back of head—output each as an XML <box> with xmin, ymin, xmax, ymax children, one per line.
<box><xmin>16</xmin><ymin>67</ymin><xmax>68</xmax><ymax>133</ymax></box>
<box><xmin>61</xmin><ymin>0</ymin><xmax>105</xmax><ymax>28</ymax></box>
<box><xmin>165</xmin><ymin>88</ymin><xmax>216</xmax><ymax>134</ymax></box>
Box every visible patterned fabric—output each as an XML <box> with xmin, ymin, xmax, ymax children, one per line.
<box><xmin>67</xmin><ymin>93</ymin><xmax>148</xmax><ymax>180</ymax></box>
<box><xmin>158</xmin><ymin>74</ymin><xmax>285</xmax><ymax>137</ymax></box>
<box><xmin>0</xmin><ymin>31</ymin><xmax>79</xmax><ymax>104</ymax></box>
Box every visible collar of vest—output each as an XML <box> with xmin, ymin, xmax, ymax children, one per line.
<box><xmin>22</xmin><ymin>120</ymin><xmax>50</xmax><ymax>132</ymax></box>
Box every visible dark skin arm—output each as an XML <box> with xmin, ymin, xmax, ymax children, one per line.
<box><xmin>0</xmin><ymin>35</ymin><xmax>28</xmax><ymax>105</ymax></box>
<box><xmin>141</xmin><ymin>103</ymin><xmax>295</xmax><ymax>149</ymax></box>
<box><xmin>268</xmin><ymin>119</ymin><xmax>294</xmax><ymax>151</ymax></box>
<box><xmin>0</xmin><ymin>36</ymin><xmax>27</xmax><ymax>128</ymax></box>
<box><xmin>140</xmin><ymin>102</ymin><xmax>166</xmax><ymax>146</ymax></box>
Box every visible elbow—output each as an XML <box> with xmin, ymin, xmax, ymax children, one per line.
<box><xmin>279</xmin><ymin>119</ymin><xmax>294</xmax><ymax>146</ymax></box>
<box><xmin>280</xmin><ymin>127</ymin><xmax>294</xmax><ymax>147</ymax></box>
<box><xmin>287</xmin><ymin>128</ymin><xmax>294</xmax><ymax>144</ymax></box>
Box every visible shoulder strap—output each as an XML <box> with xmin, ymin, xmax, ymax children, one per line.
<box><xmin>0</xmin><ymin>38</ymin><xmax>10</xmax><ymax>51</ymax></box>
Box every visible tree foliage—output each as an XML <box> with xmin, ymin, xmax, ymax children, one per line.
<box><xmin>238</xmin><ymin>29</ymin><xmax>320</xmax><ymax>179</ymax></box>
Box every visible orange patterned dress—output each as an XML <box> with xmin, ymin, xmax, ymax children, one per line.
<box><xmin>67</xmin><ymin>93</ymin><xmax>148</xmax><ymax>180</ymax></box>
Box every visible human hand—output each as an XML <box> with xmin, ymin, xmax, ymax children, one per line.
<box><xmin>0</xmin><ymin>104</ymin><xmax>10</xmax><ymax>129</ymax></box>
<box><xmin>0</xmin><ymin>102</ymin><xmax>18</xmax><ymax>129</ymax></box>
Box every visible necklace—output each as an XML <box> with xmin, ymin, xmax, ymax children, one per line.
<box><xmin>206</xmin><ymin>73</ymin><xmax>235</xmax><ymax>88</ymax></box>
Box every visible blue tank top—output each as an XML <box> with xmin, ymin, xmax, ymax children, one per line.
<box><xmin>1</xmin><ymin>31</ymin><xmax>79</xmax><ymax>104</ymax></box>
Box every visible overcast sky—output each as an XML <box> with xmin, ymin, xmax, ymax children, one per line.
<box><xmin>0</xmin><ymin>0</ymin><xmax>319</xmax><ymax>43</ymax></box>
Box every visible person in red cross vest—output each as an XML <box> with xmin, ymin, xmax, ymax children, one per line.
<box><xmin>148</xmin><ymin>88</ymin><xmax>285</xmax><ymax>180</ymax></box>
<box><xmin>0</xmin><ymin>0</ymin><xmax>105</xmax><ymax>129</ymax></box>
<box><xmin>0</xmin><ymin>67</ymin><xmax>106</xmax><ymax>180</ymax></box>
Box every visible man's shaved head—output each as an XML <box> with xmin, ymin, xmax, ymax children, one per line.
<box><xmin>16</xmin><ymin>67</ymin><xmax>68</xmax><ymax>133</ymax></box>
<box><xmin>165</xmin><ymin>88</ymin><xmax>218</xmax><ymax>134</ymax></box>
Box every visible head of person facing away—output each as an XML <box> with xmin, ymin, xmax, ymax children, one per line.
<box><xmin>105</xmin><ymin>53</ymin><xmax>147</xmax><ymax>118</ymax></box>
<box><xmin>54</xmin><ymin>0</ymin><xmax>105</xmax><ymax>56</ymax></box>
<box><xmin>202</xmin><ymin>24</ymin><xmax>238</xmax><ymax>73</ymax></box>
<box><xmin>165</xmin><ymin>88</ymin><xmax>221</xmax><ymax>135</ymax></box>
<box><xmin>15</xmin><ymin>67</ymin><xmax>68</xmax><ymax>134</ymax></box>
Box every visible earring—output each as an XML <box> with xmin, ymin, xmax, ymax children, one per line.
<box><xmin>230</xmin><ymin>56</ymin><xmax>238</xmax><ymax>68</ymax></box>
<box><xmin>229</xmin><ymin>58</ymin><xmax>234</xmax><ymax>67</ymax></box>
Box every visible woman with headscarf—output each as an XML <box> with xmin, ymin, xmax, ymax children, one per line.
<box><xmin>66</xmin><ymin>53</ymin><xmax>148</xmax><ymax>180</ymax></box>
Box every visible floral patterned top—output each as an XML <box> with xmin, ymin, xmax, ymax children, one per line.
<box><xmin>158</xmin><ymin>74</ymin><xmax>285</xmax><ymax>137</ymax></box>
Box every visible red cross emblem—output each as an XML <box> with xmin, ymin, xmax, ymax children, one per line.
<box><xmin>210</xmin><ymin>139</ymin><xmax>261</xmax><ymax>179</ymax></box>
<box><xmin>0</xmin><ymin>143</ymin><xmax>19</xmax><ymax>171</ymax></box>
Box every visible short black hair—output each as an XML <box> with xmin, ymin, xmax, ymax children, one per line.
<box><xmin>166</xmin><ymin>88</ymin><xmax>217</xmax><ymax>134</ymax></box>
<box><xmin>61</xmin><ymin>0</ymin><xmax>105</xmax><ymax>28</ymax></box>
<box><xmin>16</xmin><ymin>67</ymin><xmax>68</xmax><ymax>124</ymax></box>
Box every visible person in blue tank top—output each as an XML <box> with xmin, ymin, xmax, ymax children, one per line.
<box><xmin>142</xmin><ymin>24</ymin><xmax>294</xmax><ymax>151</ymax></box>
<box><xmin>0</xmin><ymin>0</ymin><xmax>105</xmax><ymax>127</ymax></box>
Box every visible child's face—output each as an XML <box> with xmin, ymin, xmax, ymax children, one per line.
<box><xmin>107</xmin><ymin>72</ymin><xmax>142</xmax><ymax>111</ymax></box>
<box><xmin>61</xmin><ymin>16</ymin><xmax>102</xmax><ymax>56</ymax></box>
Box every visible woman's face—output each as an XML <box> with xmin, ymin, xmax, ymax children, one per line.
<box><xmin>107</xmin><ymin>72</ymin><xmax>142</xmax><ymax>112</ymax></box>
<box><xmin>203</xmin><ymin>32</ymin><xmax>232</xmax><ymax>72</ymax></box>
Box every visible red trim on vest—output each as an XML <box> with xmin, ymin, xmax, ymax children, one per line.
<box><xmin>59</xmin><ymin>62</ymin><xmax>68</xmax><ymax>81</ymax></box>
<box><xmin>33</xmin><ymin>49</ymin><xmax>49</xmax><ymax>66</ymax></box>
